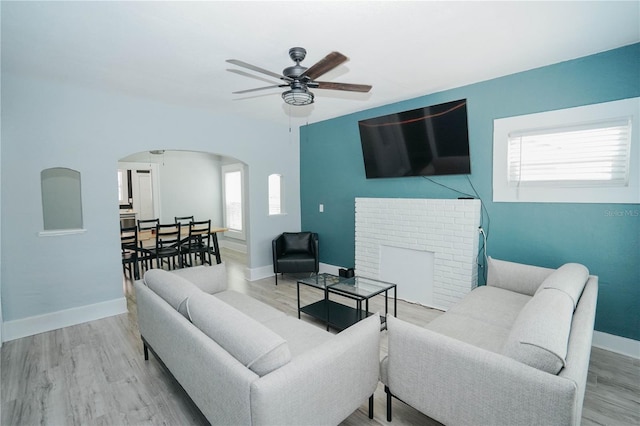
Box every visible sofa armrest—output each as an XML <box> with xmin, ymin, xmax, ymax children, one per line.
<box><xmin>487</xmin><ymin>256</ymin><xmax>555</xmax><ymax>296</ymax></box>
<box><xmin>385</xmin><ymin>315</ymin><xmax>578</xmax><ymax>426</ymax></box>
<box><xmin>272</xmin><ymin>235</ymin><xmax>284</xmax><ymax>272</ymax></box>
<box><xmin>250</xmin><ymin>314</ymin><xmax>380</xmax><ymax>426</ymax></box>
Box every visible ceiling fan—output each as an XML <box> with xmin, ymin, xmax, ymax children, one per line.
<box><xmin>226</xmin><ymin>47</ymin><xmax>372</xmax><ymax>106</ymax></box>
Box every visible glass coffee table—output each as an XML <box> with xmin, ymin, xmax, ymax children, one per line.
<box><xmin>297</xmin><ymin>273</ymin><xmax>397</xmax><ymax>331</ymax></box>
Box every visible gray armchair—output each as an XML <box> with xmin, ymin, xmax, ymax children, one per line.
<box><xmin>272</xmin><ymin>232</ymin><xmax>319</xmax><ymax>285</ymax></box>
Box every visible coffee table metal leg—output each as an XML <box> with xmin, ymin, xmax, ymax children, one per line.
<box><xmin>380</xmin><ymin>290</ymin><xmax>388</xmax><ymax>329</ymax></box>
<box><xmin>394</xmin><ymin>286</ymin><xmax>397</xmax><ymax>316</ymax></box>
<box><xmin>365</xmin><ymin>298</ymin><xmax>369</xmax><ymax>320</ymax></box>
<box><xmin>325</xmin><ymin>287</ymin><xmax>330</xmax><ymax>331</ymax></box>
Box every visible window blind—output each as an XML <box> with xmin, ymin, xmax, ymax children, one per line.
<box><xmin>507</xmin><ymin>118</ymin><xmax>632</xmax><ymax>187</ymax></box>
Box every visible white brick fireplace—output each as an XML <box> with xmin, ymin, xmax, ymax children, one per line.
<box><xmin>355</xmin><ymin>198</ymin><xmax>481</xmax><ymax>311</ymax></box>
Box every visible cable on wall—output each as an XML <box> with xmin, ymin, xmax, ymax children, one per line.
<box><xmin>423</xmin><ymin>175</ymin><xmax>491</xmax><ymax>285</ymax></box>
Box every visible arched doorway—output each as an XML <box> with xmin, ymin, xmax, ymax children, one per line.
<box><xmin>117</xmin><ymin>150</ymin><xmax>249</xmax><ymax>284</ymax></box>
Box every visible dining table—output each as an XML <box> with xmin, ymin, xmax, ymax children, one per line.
<box><xmin>138</xmin><ymin>226</ymin><xmax>228</xmax><ymax>264</ymax></box>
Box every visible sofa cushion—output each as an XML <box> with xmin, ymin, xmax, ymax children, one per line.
<box><xmin>534</xmin><ymin>263</ymin><xmax>589</xmax><ymax>309</ymax></box>
<box><xmin>502</xmin><ymin>289</ymin><xmax>574</xmax><ymax>374</ymax></box>
<box><xmin>282</xmin><ymin>232</ymin><xmax>312</xmax><ymax>254</ymax></box>
<box><xmin>425</xmin><ymin>286</ymin><xmax>531</xmax><ymax>353</ymax></box>
<box><xmin>444</xmin><ymin>286</ymin><xmax>531</xmax><ymax>330</ymax></box>
<box><xmin>143</xmin><ymin>269</ymin><xmax>201</xmax><ymax>317</ymax></box>
<box><xmin>187</xmin><ymin>293</ymin><xmax>291</xmax><ymax>376</ymax></box>
<box><xmin>170</xmin><ymin>263</ymin><xmax>227</xmax><ymax>294</ymax></box>
<box><xmin>426</xmin><ymin>312</ymin><xmax>512</xmax><ymax>354</ymax></box>
<box><xmin>213</xmin><ymin>290</ymin><xmax>285</xmax><ymax>323</ymax></box>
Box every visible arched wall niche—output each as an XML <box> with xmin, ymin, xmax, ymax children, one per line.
<box><xmin>40</xmin><ymin>167</ymin><xmax>84</xmax><ymax>232</ymax></box>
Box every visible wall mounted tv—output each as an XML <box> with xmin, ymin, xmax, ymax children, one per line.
<box><xmin>358</xmin><ymin>99</ymin><xmax>471</xmax><ymax>178</ymax></box>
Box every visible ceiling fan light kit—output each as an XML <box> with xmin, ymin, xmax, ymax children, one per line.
<box><xmin>282</xmin><ymin>87</ymin><xmax>314</xmax><ymax>106</ymax></box>
<box><xmin>227</xmin><ymin>47</ymin><xmax>371</xmax><ymax>106</ymax></box>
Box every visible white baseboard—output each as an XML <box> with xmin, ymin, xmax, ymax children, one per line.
<box><xmin>246</xmin><ymin>262</ymin><xmax>346</xmax><ymax>282</ymax></box>
<box><xmin>319</xmin><ymin>262</ymin><xmax>343</xmax><ymax>275</ymax></box>
<box><xmin>219</xmin><ymin>239</ymin><xmax>247</xmax><ymax>254</ymax></box>
<box><xmin>2</xmin><ymin>297</ymin><xmax>128</xmax><ymax>342</ymax></box>
<box><xmin>246</xmin><ymin>264</ymin><xmax>274</xmax><ymax>282</ymax></box>
<box><xmin>592</xmin><ymin>330</ymin><xmax>640</xmax><ymax>359</ymax></box>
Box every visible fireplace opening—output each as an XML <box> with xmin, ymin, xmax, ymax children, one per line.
<box><xmin>379</xmin><ymin>245</ymin><xmax>435</xmax><ymax>306</ymax></box>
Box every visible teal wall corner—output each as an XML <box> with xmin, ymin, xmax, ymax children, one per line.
<box><xmin>300</xmin><ymin>43</ymin><xmax>640</xmax><ymax>341</ymax></box>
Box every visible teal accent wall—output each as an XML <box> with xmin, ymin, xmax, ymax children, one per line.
<box><xmin>300</xmin><ymin>43</ymin><xmax>640</xmax><ymax>341</ymax></box>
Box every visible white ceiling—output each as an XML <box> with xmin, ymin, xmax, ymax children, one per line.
<box><xmin>3</xmin><ymin>1</ymin><xmax>639</xmax><ymax>127</ymax></box>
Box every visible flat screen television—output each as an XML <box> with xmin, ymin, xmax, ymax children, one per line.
<box><xmin>358</xmin><ymin>99</ymin><xmax>470</xmax><ymax>178</ymax></box>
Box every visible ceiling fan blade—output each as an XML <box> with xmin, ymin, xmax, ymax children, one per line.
<box><xmin>232</xmin><ymin>84</ymin><xmax>288</xmax><ymax>94</ymax></box>
<box><xmin>314</xmin><ymin>81</ymin><xmax>372</xmax><ymax>93</ymax></box>
<box><xmin>227</xmin><ymin>69</ymin><xmax>281</xmax><ymax>85</ymax></box>
<box><xmin>226</xmin><ymin>59</ymin><xmax>291</xmax><ymax>81</ymax></box>
<box><xmin>301</xmin><ymin>51</ymin><xmax>348</xmax><ymax>80</ymax></box>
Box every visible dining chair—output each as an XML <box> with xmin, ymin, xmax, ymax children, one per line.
<box><xmin>151</xmin><ymin>223</ymin><xmax>182</xmax><ymax>270</ymax></box>
<box><xmin>175</xmin><ymin>216</ymin><xmax>194</xmax><ymax>264</ymax></box>
<box><xmin>120</xmin><ymin>225</ymin><xmax>139</xmax><ymax>279</ymax></box>
<box><xmin>138</xmin><ymin>218</ymin><xmax>159</xmax><ymax>231</ymax></box>
<box><xmin>181</xmin><ymin>219</ymin><xmax>212</xmax><ymax>267</ymax></box>
<box><xmin>137</xmin><ymin>218</ymin><xmax>159</xmax><ymax>272</ymax></box>
<box><xmin>174</xmin><ymin>215</ymin><xmax>194</xmax><ymax>226</ymax></box>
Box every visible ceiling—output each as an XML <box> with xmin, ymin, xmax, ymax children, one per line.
<box><xmin>3</xmin><ymin>1</ymin><xmax>639</xmax><ymax>128</ymax></box>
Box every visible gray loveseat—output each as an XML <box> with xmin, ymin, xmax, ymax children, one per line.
<box><xmin>381</xmin><ymin>257</ymin><xmax>598</xmax><ymax>426</ymax></box>
<box><xmin>135</xmin><ymin>263</ymin><xmax>380</xmax><ymax>425</ymax></box>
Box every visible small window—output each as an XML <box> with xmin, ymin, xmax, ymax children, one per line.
<box><xmin>224</xmin><ymin>170</ymin><xmax>243</xmax><ymax>231</ymax></box>
<box><xmin>222</xmin><ymin>163</ymin><xmax>246</xmax><ymax>240</ymax></box>
<box><xmin>494</xmin><ymin>97</ymin><xmax>639</xmax><ymax>203</ymax></box>
<box><xmin>268</xmin><ymin>174</ymin><xmax>283</xmax><ymax>215</ymax></box>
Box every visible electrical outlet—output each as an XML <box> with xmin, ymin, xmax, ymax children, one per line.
<box><xmin>319</xmin><ymin>204</ymin><xmax>324</xmax><ymax>213</ymax></box>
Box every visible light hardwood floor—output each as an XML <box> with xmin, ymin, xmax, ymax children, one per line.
<box><xmin>2</xmin><ymin>249</ymin><xmax>639</xmax><ymax>425</ymax></box>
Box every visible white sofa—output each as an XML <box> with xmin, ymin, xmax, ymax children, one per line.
<box><xmin>134</xmin><ymin>263</ymin><xmax>381</xmax><ymax>426</ymax></box>
<box><xmin>381</xmin><ymin>257</ymin><xmax>598</xmax><ymax>426</ymax></box>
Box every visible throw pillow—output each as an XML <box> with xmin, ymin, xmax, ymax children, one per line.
<box><xmin>187</xmin><ymin>294</ymin><xmax>291</xmax><ymax>376</ymax></box>
<box><xmin>534</xmin><ymin>263</ymin><xmax>589</xmax><ymax>309</ymax></box>
<box><xmin>502</xmin><ymin>289</ymin><xmax>574</xmax><ymax>374</ymax></box>
<box><xmin>143</xmin><ymin>269</ymin><xmax>202</xmax><ymax>318</ymax></box>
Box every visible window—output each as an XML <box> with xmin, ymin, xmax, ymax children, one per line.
<box><xmin>222</xmin><ymin>163</ymin><xmax>245</xmax><ymax>240</ymax></box>
<box><xmin>117</xmin><ymin>169</ymin><xmax>133</xmax><ymax>207</ymax></box>
<box><xmin>508</xmin><ymin>119</ymin><xmax>631</xmax><ymax>186</ymax></box>
<box><xmin>494</xmin><ymin>97</ymin><xmax>639</xmax><ymax>203</ymax></box>
<box><xmin>268</xmin><ymin>174</ymin><xmax>284</xmax><ymax>215</ymax></box>
<box><xmin>40</xmin><ymin>167</ymin><xmax>84</xmax><ymax>232</ymax></box>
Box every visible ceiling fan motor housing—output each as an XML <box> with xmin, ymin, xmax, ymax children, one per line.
<box><xmin>283</xmin><ymin>47</ymin><xmax>309</xmax><ymax>79</ymax></box>
<box><xmin>283</xmin><ymin>65</ymin><xmax>308</xmax><ymax>79</ymax></box>
<box><xmin>289</xmin><ymin>47</ymin><xmax>307</xmax><ymax>62</ymax></box>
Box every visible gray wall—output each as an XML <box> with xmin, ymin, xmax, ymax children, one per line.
<box><xmin>0</xmin><ymin>73</ymin><xmax>300</xmax><ymax>325</ymax></box>
<box><xmin>157</xmin><ymin>151</ymin><xmax>223</xmax><ymax>225</ymax></box>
